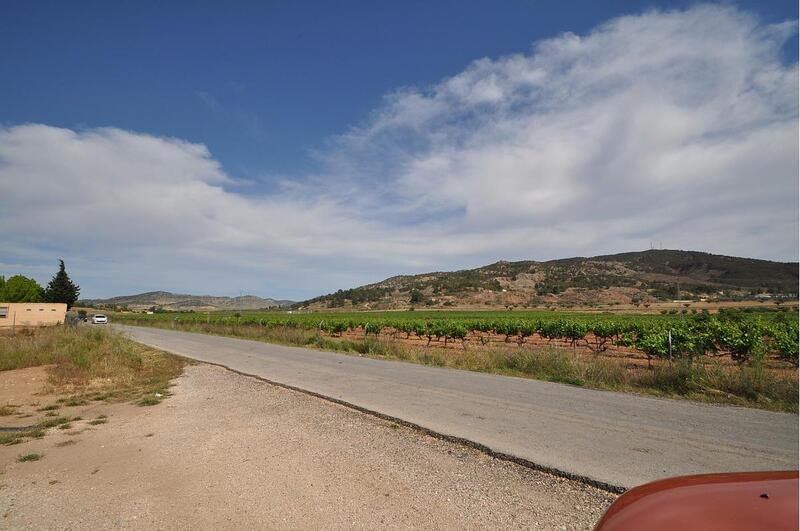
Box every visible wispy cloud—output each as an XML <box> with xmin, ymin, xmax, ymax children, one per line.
<box><xmin>1</xmin><ymin>5</ymin><xmax>797</xmax><ymax>298</ymax></box>
<box><xmin>195</xmin><ymin>89</ymin><xmax>266</xmax><ymax>142</ymax></box>
<box><xmin>195</xmin><ymin>90</ymin><xmax>222</xmax><ymax>112</ymax></box>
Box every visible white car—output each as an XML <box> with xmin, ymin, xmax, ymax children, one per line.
<box><xmin>92</xmin><ymin>314</ymin><xmax>108</xmax><ymax>324</ymax></box>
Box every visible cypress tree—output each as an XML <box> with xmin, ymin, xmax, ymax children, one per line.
<box><xmin>43</xmin><ymin>260</ymin><xmax>80</xmax><ymax>309</ymax></box>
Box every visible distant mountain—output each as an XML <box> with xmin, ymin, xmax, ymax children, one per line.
<box><xmin>296</xmin><ymin>250</ymin><xmax>798</xmax><ymax>310</ymax></box>
<box><xmin>81</xmin><ymin>291</ymin><xmax>294</xmax><ymax>312</ymax></box>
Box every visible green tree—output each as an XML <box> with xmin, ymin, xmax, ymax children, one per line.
<box><xmin>409</xmin><ymin>289</ymin><xmax>424</xmax><ymax>304</ymax></box>
<box><xmin>0</xmin><ymin>275</ymin><xmax>44</xmax><ymax>302</ymax></box>
<box><xmin>43</xmin><ymin>260</ymin><xmax>80</xmax><ymax>309</ymax></box>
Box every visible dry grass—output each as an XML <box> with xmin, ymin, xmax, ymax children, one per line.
<box><xmin>0</xmin><ymin>405</ymin><xmax>19</xmax><ymax>416</ymax></box>
<box><xmin>0</xmin><ymin>326</ymin><xmax>185</xmax><ymax>405</ymax></box>
<box><xmin>0</xmin><ymin>415</ymin><xmax>82</xmax><ymax>446</ymax></box>
<box><xmin>0</xmin><ymin>429</ymin><xmax>44</xmax><ymax>446</ymax></box>
<box><xmin>16</xmin><ymin>452</ymin><xmax>43</xmax><ymax>463</ymax></box>
<box><xmin>0</xmin><ymin>327</ymin><xmax>185</xmax><ymax>447</ymax></box>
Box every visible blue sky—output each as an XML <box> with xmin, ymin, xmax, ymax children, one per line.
<box><xmin>1</xmin><ymin>2</ymin><xmax>798</xmax><ymax>299</ymax></box>
<box><xmin>2</xmin><ymin>0</ymin><xmax>795</xmax><ymax>180</ymax></box>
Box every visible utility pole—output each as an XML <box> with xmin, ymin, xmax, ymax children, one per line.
<box><xmin>668</xmin><ymin>330</ymin><xmax>673</xmax><ymax>366</ymax></box>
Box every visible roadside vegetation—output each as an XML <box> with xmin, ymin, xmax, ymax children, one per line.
<box><xmin>0</xmin><ymin>326</ymin><xmax>184</xmax><ymax>403</ymax></box>
<box><xmin>16</xmin><ymin>452</ymin><xmax>43</xmax><ymax>463</ymax></box>
<box><xmin>119</xmin><ymin>310</ymin><xmax>799</xmax><ymax>413</ymax></box>
<box><xmin>0</xmin><ymin>326</ymin><xmax>185</xmax><ymax>447</ymax></box>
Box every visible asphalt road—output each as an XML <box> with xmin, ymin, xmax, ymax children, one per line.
<box><xmin>115</xmin><ymin>324</ymin><xmax>798</xmax><ymax>490</ymax></box>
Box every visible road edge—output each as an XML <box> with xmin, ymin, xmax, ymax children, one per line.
<box><xmin>181</xmin><ymin>355</ymin><xmax>627</xmax><ymax>494</ymax></box>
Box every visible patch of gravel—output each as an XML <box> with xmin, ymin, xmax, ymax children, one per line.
<box><xmin>0</xmin><ymin>364</ymin><xmax>615</xmax><ymax>529</ymax></box>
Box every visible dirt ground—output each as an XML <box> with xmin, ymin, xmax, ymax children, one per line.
<box><xmin>0</xmin><ymin>364</ymin><xmax>615</xmax><ymax>530</ymax></box>
<box><xmin>0</xmin><ymin>366</ymin><xmax>54</xmax><ymax>428</ymax></box>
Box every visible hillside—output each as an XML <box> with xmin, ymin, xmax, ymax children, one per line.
<box><xmin>81</xmin><ymin>291</ymin><xmax>294</xmax><ymax>312</ymax></box>
<box><xmin>297</xmin><ymin>250</ymin><xmax>798</xmax><ymax>310</ymax></box>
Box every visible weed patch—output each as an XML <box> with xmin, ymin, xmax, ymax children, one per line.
<box><xmin>0</xmin><ymin>405</ymin><xmax>19</xmax><ymax>416</ymax></box>
<box><xmin>0</xmin><ymin>327</ymin><xmax>185</xmax><ymax>407</ymax></box>
<box><xmin>137</xmin><ymin>396</ymin><xmax>162</xmax><ymax>406</ymax></box>
<box><xmin>35</xmin><ymin>416</ymin><xmax>72</xmax><ymax>429</ymax></box>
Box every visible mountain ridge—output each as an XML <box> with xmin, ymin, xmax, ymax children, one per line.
<box><xmin>296</xmin><ymin>249</ymin><xmax>798</xmax><ymax>310</ymax></box>
<box><xmin>81</xmin><ymin>291</ymin><xmax>294</xmax><ymax>311</ymax></box>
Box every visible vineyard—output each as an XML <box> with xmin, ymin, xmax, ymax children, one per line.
<box><xmin>112</xmin><ymin>308</ymin><xmax>799</xmax><ymax>368</ymax></box>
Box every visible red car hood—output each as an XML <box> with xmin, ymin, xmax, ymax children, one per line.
<box><xmin>595</xmin><ymin>471</ymin><xmax>799</xmax><ymax>531</ymax></box>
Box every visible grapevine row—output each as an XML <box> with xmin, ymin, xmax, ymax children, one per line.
<box><xmin>117</xmin><ymin>311</ymin><xmax>799</xmax><ymax>366</ymax></box>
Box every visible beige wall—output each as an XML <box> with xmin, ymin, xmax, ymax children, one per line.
<box><xmin>0</xmin><ymin>302</ymin><xmax>67</xmax><ymax>329</ymax></box>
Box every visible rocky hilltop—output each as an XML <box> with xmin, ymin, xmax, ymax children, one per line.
<box><xmin>297</xmin><ymin>250</ymin><xmax>798</xmax><ymax>310</ymax></box>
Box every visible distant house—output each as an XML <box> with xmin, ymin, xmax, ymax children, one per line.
<box><xmin>0</xmin><ymin>302</ymin><xmax>67</xmax><ymax>330</ymax></box>
<box><xmin>754</xmin><ymin>293</ymin><xmax>772</xmax><ymax>300</ymax></box>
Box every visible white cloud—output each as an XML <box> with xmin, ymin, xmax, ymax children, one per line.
<box><xmin>0</xmin><ymin>4</ymin><xmax>797</xmax><ymax>299</ymax></box>
<box><xmin>318</xmin><ymin>4</ymin><xmax>797</xmax><ymax>255</ymax></box>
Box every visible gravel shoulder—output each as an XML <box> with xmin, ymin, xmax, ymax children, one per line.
<box><xmin>0</xmin><ymin>364</ymin><xmax>615</xmax><ymax>529</ymax></box>
<box><xmin>114</xmin><ymin>324</ymin><xmax>800</xmax><ymax>490</ymax></box>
